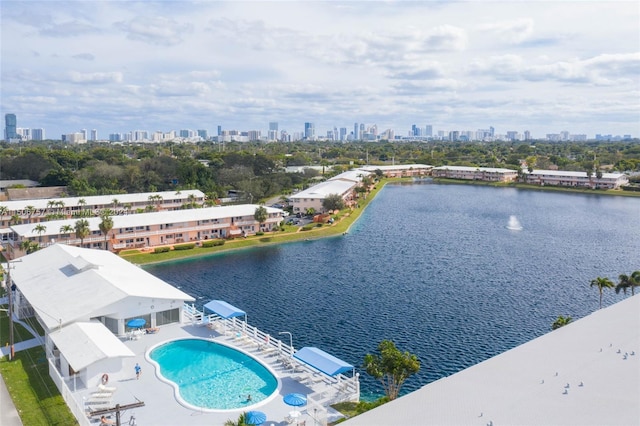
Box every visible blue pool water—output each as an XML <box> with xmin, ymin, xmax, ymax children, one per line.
<box><xmin>146</xmin><ymin>183</ymin><xmax>640</xmax><ymax>400</ymax></box>
<box><xmin>148</xmin><ymin>339</ymin><xmax>278</xmax><ymax>410</ymax></box>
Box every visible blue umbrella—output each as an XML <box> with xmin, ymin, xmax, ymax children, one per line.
<box><xmin>127</xmin><ymin>318</ymin><xmax>146</xmax><ymax>328</ymax></box>
<box><xmin>283</xmin><ymin>393</ymin><xmax>307</xmax><ymax>407</ymax></box>
<box><xmin>246</xmin><ymin>410</ymin><xmax>267</xmax><ymax>425</ymax></box>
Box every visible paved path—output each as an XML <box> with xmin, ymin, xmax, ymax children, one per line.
<box><xmin>0</xmin><ymin>373</ymin><xmax>23</xmax><ymax>426</ymax></box>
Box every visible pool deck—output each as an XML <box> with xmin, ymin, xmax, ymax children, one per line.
<box><xmin>74</xmin><ymin>321</ymin><xmax>356</xmax><ymax>426</ymax></box>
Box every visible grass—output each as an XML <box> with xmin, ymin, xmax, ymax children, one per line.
<box><xmin>0</xmin><ymin>346</ymin><xmax>78</xmax><ymax>425</ymax></box>
<box><xmin>119</xmin><ymin>179</ymin><xmax>387</xmax><ymax>266</ymax></box>
<box><xmin>0</xmin><ymin>307</ymin><xmax>40</xmax><ymax>344</ymax></box>
<box><xmin>330</xmin><ymin>398</ymin><xmax>389</xmax><ymax>424</ymax></box>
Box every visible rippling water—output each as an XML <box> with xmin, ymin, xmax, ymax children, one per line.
<box><xmin>145</xmin><ymin>182</ymin><xmax>640</xmax><ymax>399</ymax></box>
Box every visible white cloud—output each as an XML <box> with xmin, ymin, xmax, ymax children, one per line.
<box><xmin>1</xmin><ymin>1</ymin><xmax>639</xmax><ymax>137</ymax></box>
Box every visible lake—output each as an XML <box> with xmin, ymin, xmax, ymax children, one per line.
<box><xmin>145</xmin><ymin>182</ymin><xmax>640</xmax><ymax>399</ymax></box>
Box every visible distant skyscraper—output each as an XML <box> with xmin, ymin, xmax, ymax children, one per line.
<box><xmin>81</xmin><ymin>129</ymin><xmax>87</xmax><ymax>140</ymax></box>
<box><xmin>524</xmin><ymin>130</ymin><xmax>531</xmax><ymax>141</ymax></box>
<box><xmin>425</xmin><ymin>125</ymin><xmax>433</xmax><ymax>137</ymax></box>
<box><xmin>354</xmin><ymin>123</ymin><xmax>359</xmax><ymax>140</ymax></box>
<box><xmin>269</xmin><ymin>122</ymin><xmax>278</xmax><ymax>132</ymax></box>
<box><xmin>4</xmin><ymin>113</ymin><xmax>18</xmax><ymax>140</ymax></box>
<box><xmin>268</xmin><ymin>122</ymin><xmax>279</xmax><ymax>141</ymax></box>
<box><xmin>217</xmin><ymin>125</ymin><xmax>222</xmax><ymax>136</ymax></box>
<box><xmin>31</xmin><ymin>128</ymin><xmax>45</xmax><ymax>141</ymax></box>
<box><xmin>489</xmin><ymin>126</ymin><xmax>495</xmax><ymax>137</ymax></box>
<box><xmin>197</xmin><ymin>129</ymin><xmax>208</xmax><ymax>139</ymax></box>
<box><xmin>339</xmin><ymin>127</ymin><xmax>347</xmax><ymax>141</ymax></box>
<box><xmin>91</xmin><ymin>129</ymin><xmax>98</xmax><ymax>141</ymax></box>
<box><xmin>304</xmin><ymin>122</ymin><xmax>315</xmax><ymax>140</ymax></box>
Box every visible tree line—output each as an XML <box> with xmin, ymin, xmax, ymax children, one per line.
<box><xmin>1</xmin><ymin>140</ymin><xmax>638</xmax><ymax>202</ymax></box>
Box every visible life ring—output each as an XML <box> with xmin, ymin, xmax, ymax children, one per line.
<box><xmin>101</xmin><ymin>374</ymin><xmax>109</xmax><ymax>385</ymax></box>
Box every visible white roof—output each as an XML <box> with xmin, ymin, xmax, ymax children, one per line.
<box><xmin>11</xmin><ymin>204</ymin><xmax>281</xmax><ymax>238</ymax></box>
<box><xmin>48</xmin><ymin>321</ymin><xmax>135</xmax><ymax>371</ymax></box>
<box><xmin>289</xmin><ymin>180</ymin><xmax>356</xmax><ymax>200</ymax></box>
<box><xmin>10</xmin><ymin>244</ymin><xmax>194</xmax><ymax>329</ymax></box>
<box><xmin>528</xmin><ymin>170</ymin><xmax>626</xmax><ymax>179</ymax></box>
<box><xmin>329</xmin><ymin>170</ymin><xmax>368</xmax><ymax>183</ymax></box>
<box><xmin>344</xmin><ymin>294</ymin><xmax>640</xmax><ymax>426</ymax></box>
<box><xmin>433</xmin><ymin>165</ymin><xmax>517</xmax><ymax>173</ymax></box>
<box><xmin>0</xmin><ymin>189</ymin><xmax>204</xmax><ymax>211</ymax></box>
<box><xmin>356</xmin><ymin>164</ymin><xmax>432</xmax><ymax>171</ymax></box>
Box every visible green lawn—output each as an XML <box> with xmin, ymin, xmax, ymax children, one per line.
<box><xmin>0</xmin><ymin>346</ymin><xmax>78</xmax><ymax>425</ymax></box>
<box><xmin>119</xmin><ymin>180</ymin><xmax>387</xmax><ymax>266</ymax></box>
<box><xmin>0</xmin><ymin>307</ymin><xmax>39</xmax><ymax>344</ymax></box>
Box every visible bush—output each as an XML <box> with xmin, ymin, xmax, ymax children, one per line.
<box><xmin>201</xmin><ymin>239</ymin><xmax>225</xmax><ymax>248</ymax></box>
<box><xmin>154</xmin><ymin>247</ymin><xmax>170</xmax><ymax>253</ymax></box>
<box><xmin>256</xmin><ymin>231</ymin><xmax>264</xmax><ymax>236</ymax></box>
<box><xmin>301</xmin><ymin>224</ymin><xmax>314</xmax><ymax>231</ymax></box>
<box><xmin>173</xmin><ymin>243</ymin><xmax>196</xmax><ymax>251</ymax></box>
<box><xmin>316</xmin><ymin>223</ymin><xmax>323</xmax><ymax>227</ymax></box>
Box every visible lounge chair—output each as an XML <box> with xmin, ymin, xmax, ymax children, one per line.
<box><xmin>98</xmin><ymin>384</ymin><xmax>117</xmax><ymax>393</ymax></box>
<box><xmin>90</xmin><ymin>391</ymin><xmax>114</xmax><ymax>398</ymax></box>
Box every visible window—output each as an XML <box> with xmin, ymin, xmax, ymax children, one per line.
<box><xmin>156</xmin><ymin>308</ymin><xmax>179</xmax><ymax>325</ymax></box>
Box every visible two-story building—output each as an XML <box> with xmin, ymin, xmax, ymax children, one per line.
<box><xmin>432</xmin><ymin>166</ymin><xmax>519</xmax><ymax>182</ymax></box>
<box><xmin>525</xmin><ymin>170</ymin><xmax>628</xmax><ymax>189</ymax></box>
<box><xmin>5</xmin><ymin>204</ymin><xmax>284</xmax><ymax>259</ymax></box>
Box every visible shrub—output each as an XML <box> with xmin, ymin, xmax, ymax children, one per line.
<box><xmin>301</xmin><ymin>224</ymin><xmax>314</xmax><ymax>231</ymax></box>
<box><xmin>256</xmin><ymin>231</ymin><xmax>264</xmax><ymax>236</ymax></box>
<box><xmin>316</xmin><ymin>223</ymin><xmax>323</xmax><ymax>227</ymax></box>
<box><xmin>173</xmin><ymin>243</ymin><xmax>196</xmax><ymax>251</ymax></box>
<box><xmin>154</xmin><ymin>247</ymin><xmax>170</xmax><ymax>253</ymax></box>
<box><xmin>201</xmin><ymin>239</ymin><xmax>225</xmax><ymax>248</ymax></box>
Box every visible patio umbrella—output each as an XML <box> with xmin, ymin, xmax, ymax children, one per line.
<box><xmin>127</xmin><ymin>318</ymin><xmax>146</xmax><ymax>328</ymax></box>
<box><xmin>246</xmin><ymin>410</ymin><xmax>267</xmax><ymax>425</ymax></box>
<box><xmin>283</xmin><ymin>393</ymin><xmax>307</xmax><ymax>407</ymax></box>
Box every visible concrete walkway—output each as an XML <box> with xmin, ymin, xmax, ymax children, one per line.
<box><xmin>0</xmin><ymin>373</ymin><xmax>23</xmax><ymax>426</ymax></box>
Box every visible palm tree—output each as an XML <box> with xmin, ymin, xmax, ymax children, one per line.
<box><xmin>616</xmin><ymin>274</ymin><xmax>632</xmax><ymax>296</ymax></box>
<box><xmin>0</xmin><ymin>205</ymin><xmax>7</xmax><ymax>217</ymax></box>
<box><xmin>98</xmin><ymin>213</ymin><xmax>114</xmax><ymax>250</ymax></box>
<box><xmin>9</xmin><ymin>214</ymin><xmax>21</xmax><ymax>226</ymax></box>
<box><xmin>33</xmin><ymin>224</ymin><xmax>47</xmax><ymax>243</ymax></box>
<box><xmin>551</xmin><ymin>315</ymin><xmax>572</xmax><ymax>330</ymax></box>
<box><xmin>254</xmin><ymin>206</ymin><xmax>268</xmax><ymax>232</ymax></box>
<box><xmin>59</xmin><ymin>224</ymin><xmax>74</xmax><ymax>244</ymax></box>
<box><xmin>19</xmin><ymin>240</ymin><xmax>39</xmax><ymax>255</ymax></box>
<box><xmin>25</xmin><ymin>205</ymin><xmax>36</xmax><ymax>224</ymax></box>
<box><xmin>112</xmin><ymin>198</ymin><xmax>120</xmax><ymax>209</ymax></box>
<box><xmin>74</xmin><ymin>219</ymin><xmax>90</xmax><ymax>247</ymax></box>
<box><xmin>590</xmin><ymin>277</ymin><xmax>615</xmax><ymax>309</ymax></box>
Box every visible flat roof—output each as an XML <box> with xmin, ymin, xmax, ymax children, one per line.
<box><xmin>343</xmin><ymin>294</ymin><xmax>640</xmax><ymax>426</ymax></box>
<box><xmin>10</xmin><ymin>204</ymin><xmax>282</xmax><ymax>238</ymax></box>
<box><xmin>0</xmin><ymin>189</ymin><xmax>205</xmax><ymax>211</ymax></box>
<box><xmin>289</xmin><ymin>180</ymin><xmax>355</xmax><ymax>200</ymax></box>
<box><xmin>528</xmin><ymin>170</ymin><xmax>626</xmax><ymax>179</ymax></box>
<box><xmin>433</xmin><ymin>165</ymin><xmax>517</xmax><ymax>173</ymax></box>
<box><xmin>10</xmin><ymin>244</ymin><xmax>195</xmax><ymax>329</ymax></box>
<box><xmin>356</xmin><ymin>164</ymin><xmax>432</xmax><ymax>171</ymax></box>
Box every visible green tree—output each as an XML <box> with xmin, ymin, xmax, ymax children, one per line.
<box><xmin>590</xmin><ymin>276</ymin><xmax>615</xmax><ymax>309</ymax></box>
<box><xmin>254</xmin><ymin>206</ymin><xmax>268</xmax><ymax>231</ymax></box>
<box><xmin>617</xmin><ymin>271</ymin><xmax>640</xmax><ymax>296</ymax></box>
<box><xmin>223</xmin><ymin>412</ymin><xmax>247</xmax><ymax>426</ymax></box>
<box><xmin>551</xmin><ymin>315</ymin><xmax>572</xmax><ymax>330</ymax></box>
<box><xmin>74</xmin><ymin>219</ymin><xmax>90</xmax><ymax>247</ymax></box>
<box><xmin>98</xmin><ymin>213</ymin><xmax>114</xmax><ymax>250</ymax></box>
<box><xmin>60</xmin><ymin>224</ymin><xmax>74</xmax><ymax>244</ymax></box>
<box><xmin>33</xmin><ymin>223</ymin><xmax>47</xmax><ymax>243</ymax></box>
<box><xmin>322</xmin><ymin>193</ymin><xmax>346</xmax><ymax>212</ymax></box>
<box><xmin>9</xmin><ymin>214</ymin><xmax>21</xmax><ymax>225</ymax></box>
<box><xmin>363</xmin><ymin>340</ymin><xmax>420</xmax><ymax>401</ymax></box>
<box><xmin>25</xmin><ymin>205</ymin><xmax>36</xmax><ymax>224</ymax></box>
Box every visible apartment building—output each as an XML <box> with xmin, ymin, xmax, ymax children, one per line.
<box><xmin>6</xmin><ymin>204</ymin><xmax>284</xmax><ymax>259</ymax></box>
<box><xmin>0</xmin><ymin>190</ymin><xmax>205</xmax><ymax>228</ymax></box>
<box><xmin>432</xmin><ymin>166</ymin><xmax>518</xmax><ymax>182</ymax></box>
<box><xmin>356</xmin><ymin>164</ymin><xmax>433</xmax><ymax>177</ymax></box>
<box><xmin>525</xmin><ymin>170</ymin><xmax>628</xmax><ymax>189</ymax></box>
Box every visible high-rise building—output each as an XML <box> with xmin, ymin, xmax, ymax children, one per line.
<box><xmin>217</xmin><ymin>125</ymin><xmax>222</xmax><ymax>136</ymax></box>
<box><xmin>354</xmin><ymin>123</ymin><xmax>359</xmax><ymax>140</ymax></box>
<box><xmin>339</xmin><ymin>127</ymin><xmax>347</xmax><ymax>141</ymax></box>
<box><xmin>268</xmin><ymin>122</ymin><xmax>278</xmax><ymax>141</ymax></box>
<box><xmin>524</xmin><ymin>130</ymin><xmax>531</xmax><ymax>141</ymax></box>
<box><xmin>81</xmin><ymin>129</ymin><xmax>87</xmax><ymax>140</ymax></box>
<box><xmin>425</xmin><ymin>125</ymin><xmax>433</xmax><ymax>137</ymax></box>
<box><xmin>304</xmin><ymin>122</ymin><xmax>315</xmax><ymax>140</ymax></box>
<box><xmin>31</xmin><ymin>128</ymin><xmax>45</xmax><ymax>141</ymax></box>
<box><xmin>4</xmin><ymin>113</ymin><xmax>18</xmax><ymax>140</ymax></box>
<box><xmin>91</xmin><ymin>129</ymin><xmax>98</xmax><ymax>141</ymax></box>
<box><xmin>197</xmin><ymin>130</ymin><xmax>208</xmax><ymax>139</ymax></box>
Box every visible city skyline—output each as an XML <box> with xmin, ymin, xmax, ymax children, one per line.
<box><xmin>1</xmin><ymin>1</ymin><xmax>639</xmax><ymax>139</ymax></box>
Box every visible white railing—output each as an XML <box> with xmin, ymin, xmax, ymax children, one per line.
<box><xmin>48</xmin><ymin>358</ymin><xmax>92</xmax><ymax>426</ymax></box>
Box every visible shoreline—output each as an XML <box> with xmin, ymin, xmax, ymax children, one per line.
<box><xmin>120</xmin><ymin>177</ymin><xmax>637</xmax><ymax>266</ymax></box>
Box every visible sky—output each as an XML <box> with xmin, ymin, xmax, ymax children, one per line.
<box><xmin>1</xmin><ymin>0</ymin><xmax>639</xmax><ymax>140</ymax></box>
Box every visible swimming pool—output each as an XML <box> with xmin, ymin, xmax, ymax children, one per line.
<box><xmin>148</xmin><ymin>338</ymin><xmax>279</xmax><ymax>411</ymax></box>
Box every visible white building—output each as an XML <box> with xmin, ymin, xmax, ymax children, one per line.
<box><xmin>8</xmin><ymin>244</ymin><xmax>195</xmax><ymax>393</ymax></box>
<box><xmin>526</xmin><ymin>170</ymin><xmax>628</xmax><ymax>189</ymax></box>
<box><xmin>432</xmin><ymin>166</ymin><xmax>518</xmax><ymax>182</ymax></box>
<box><xmin>344</xmin><ymin>294</ymin><xmax>640</xmax><ymax>426</ymax></box>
